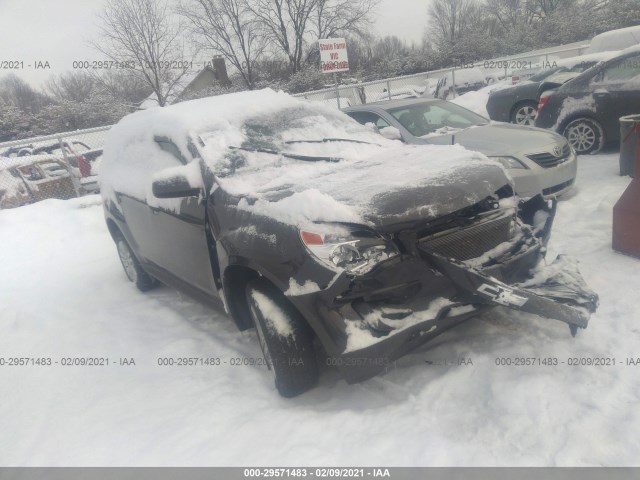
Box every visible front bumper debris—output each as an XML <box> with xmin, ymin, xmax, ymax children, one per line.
<box><xmin>423</xmin><ymin>251</ymin><xmax>598</xmax><ymax>334</ymax></box>
<box><xmin>295</xmin><ymin>195</ymin><xmax>599</xmax><ymax>383</ymax></box>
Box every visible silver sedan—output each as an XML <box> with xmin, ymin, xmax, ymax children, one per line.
<box><xmin>344</xmin><ymin>98</ymin><xmax>577</xmax><ymax>199</ymax></box>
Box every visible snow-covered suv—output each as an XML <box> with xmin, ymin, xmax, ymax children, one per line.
<box><xmin>100</xmin><ymin>89</ymin><xmax>598</xmax><ymax>397</ymax></box>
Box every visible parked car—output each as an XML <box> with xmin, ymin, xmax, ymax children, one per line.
<box><xmin>430</xmin><ymin>67</ymin><xmax>487</xmax><ymax>99</ymax></box>
<box><xmin>101</xmin><ymin>90</ymin><xmax>597</xmax><ymax>397</ymax></box>
<box><xmin>486</xmin><ymin>52</ymin><xmax>619</xmax><ymax>126</ymax></box>
<box><xmin>0</xmin><ymin>155</ymin><xmax>77</xmax><ymax>209</ymax></box>
<box><xmin>2</xmin><ymin>140</ymin><xmax>102</xmax><ymax>194</ymax></box>
<box><xmin>1</xmin><ymin>144</ymin><xmax>34</xmax><ymax>158</ymax></box>
<box><xmin>535</xmin><ymin>46</ymin><xmax>640</xmax><ymax>154</ymax></box>
<box><xmin>345</xmin><ymin>98</ymin><xmax>578</xmax><ymax>199</ymax></box>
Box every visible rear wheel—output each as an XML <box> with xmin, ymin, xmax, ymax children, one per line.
<box><xmin>563</xmin><ymin>117</ymin><xmax>604</xmax><ymax>154</ymax></box>
<box><xmin>246</xmin><ymin>277</ymin><xmax>318</xmax><ymax>397</ymax></box>
<box><xmin>511</xmin><ymin>101</ymin><xmax>538</xmax><ymax>126</ymax></box>
<box><xmin>114</xmin><ymin>231</ymin><xmax>158</xmax><ymax>291</ymax></box>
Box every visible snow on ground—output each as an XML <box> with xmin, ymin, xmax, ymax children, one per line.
<box><xmin>1</xmin><ymin>153</ymin><xmax>639</xmax><ymax>466</ymax></box>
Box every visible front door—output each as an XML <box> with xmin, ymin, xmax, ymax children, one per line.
<box><xmin>144</xmin><ymin>138</ymin><xmax>217</xmax><ymax>296</ymax></box>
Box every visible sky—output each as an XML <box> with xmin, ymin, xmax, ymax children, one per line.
<box><xmin>0</xmin><ymin>0</ymin><xmax>427</xmax><ymax>88</ymax></box>
<box><xmin>375</xmin><ymin>0</ymin><xmax>427</xmax><ymax>45</ymax></box>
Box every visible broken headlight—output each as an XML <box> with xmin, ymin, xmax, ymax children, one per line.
<box><xmin>299</xmin><ymin>224</ymin><xmax>399</xmax><ymax>275</ymax></box>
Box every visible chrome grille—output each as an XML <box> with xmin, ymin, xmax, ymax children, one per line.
<box><xmin>418</xmin><ymin>212</ymin><xmax>513</xmax><ymax>261</ymax></box>
<box><xmin>526</xmin><ymin>143</ymin><xmax>571</xmax><ymax>168</ymax></box>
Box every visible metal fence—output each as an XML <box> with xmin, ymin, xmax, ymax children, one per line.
<box><xmin>292</xmin><ymin>41</ymin><xmax>590</xmax><ymax>107</ymax></box>
<box><xmin>0</xmin><ymin>40</ymin><xmax>593</xmax><ymax>210</ymax></box>
<box><xmin>0</xmin><ymin>126</ymin><xmax>111</xmax><ymax>210</ymax></box>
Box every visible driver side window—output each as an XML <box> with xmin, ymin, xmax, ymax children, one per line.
<box><xmin>155</xmin><ymin>137</ymin><xmax>188</xmax><ymax>165</ymax></box>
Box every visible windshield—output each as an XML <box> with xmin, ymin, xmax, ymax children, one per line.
<box><xmin>200</xmin><ymin>105</ymin><xmax>385</xmax><ymax>178</ymax></box>
<box><xmin>386</xmin><ymin>101</ymin><xmax>488</xmax><ymax>138</ymax></box>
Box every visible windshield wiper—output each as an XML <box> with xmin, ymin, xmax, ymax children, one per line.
<box><xmin>284</xmin><ymin>137</ymin><xmax>376</xmax><ymax>145</ymax></box>
<box><xmin>229</xmin><ymin>145</ymin><xmax>341</xmax><ymax>163</ymax></box>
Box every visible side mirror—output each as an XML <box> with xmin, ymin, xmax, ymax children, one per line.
<box><xmin>379</xmin><ymin>126</ymin><xmax>403</xmax><ymax>141</ymax></box>
<box><xmin>152</xmin><ymin>175</ymin><xmax>201</xmax><ymax>198</ymax></box>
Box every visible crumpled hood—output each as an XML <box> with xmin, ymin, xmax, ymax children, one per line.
<box><xmin>360</xmin><ymin>163</ymin><xmax>510</xmax><ymax>230</ymax></box>
<box><xmin>427</xmin><ymin>123</ymin><xmax>564</xmax><ymax>156</ymax></box>
<box><xmin>218</xmin><ymin>143</ymin><xmax>512</xmax><ymax>230</ymax></box>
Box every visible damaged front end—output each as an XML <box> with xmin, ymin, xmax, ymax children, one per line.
<box><xmin>293</xmin><ymin>194</ymin><xmax>598</xmax><ymax>383</ymax></box>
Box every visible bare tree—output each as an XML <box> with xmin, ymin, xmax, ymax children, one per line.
<box><xmin>484</xmin><ymin>0</ymin><xmax>531</xmax><ymax>30</ymax></box>
<box><xmin>46</xmin><ymin>72</ymin><xmax>95</xmax><ymax>103</ymax></box>
<box><xmin>91</xmin><ymin>0</ymin><xmax>190</xmax><ymax>107</ymax></box>
<box><xmin>312</xmin><ymin>0</ymin><xmax>378</xmax><ymax>39</ymax></box>
<box><xmin>94</xmin><ymin>69</ymin><xmax>154</xmax><ymax>108</ymax></box>
<box><xmin>178</xmin><ymin>0</ymin><xmax>265</xmax><ymax>89</ymax></box>
<box><xmin>427</xmin><ymin>0</ymin><xmax>480</xmax><ymax>46</ymax></box>
<box><xmin>372</xmin><ymin>36</ymin><xmax>409</xmax><ymax>59</ymax></box>
<box><xmin>528</xmin><ymin>0</ymin><xmax>574</xmax><ymax>19</ymax></box>
<box><xmin>248</xmin><ymin>0</ymin><xmax>319</xmax><ymax>73</ymax></box>
<box><xmin>0</xmin><ymin>74</ymin><xmax>51</xmax><ymax>114</ymax></box>
<box><xmin>248</xmin><ymin>0</ymin><xmax>379</xmax><ymax>73</ymax></box>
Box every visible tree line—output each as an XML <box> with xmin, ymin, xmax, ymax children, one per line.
<box><xmin>1</xmin><ymin>0</ymin><xmax>638</xmax><ymax>142</ymax></box>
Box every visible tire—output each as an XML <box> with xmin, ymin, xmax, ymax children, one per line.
<box><xmin>563</xmin><ymin>117</ymin><xmax>604</xmax><ymax>154</ymax></box>
<box><xmin>511</xmin><ymin>101</ymin><xmax>538</xmax><ymax>126</ymax></box>
<box><xmin>246</xmin><ymin>277</ymin><xmax>318</xmax><ymax>397</ymax></box>
<box><xmin>114</xmin><ymin>231</ymin><xmax>158</xmax><ymax>292</ymax></box>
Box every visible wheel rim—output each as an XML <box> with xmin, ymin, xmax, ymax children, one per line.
<box><xmin>249</xmin><ymin>302</ymin><xmax>276</xmax><ymax>377</ymax></box>
<box><xmin>566</xmin><ymin>123</ymin><xmax>596</xmax><ymax>152</ymax></box>
<box><xmin>515</xmin><ymin>105</ymin><xmax>537</xmax><ymax>125</ymax></box>
<box><xmin>117</xmin><ymin>239</ymin><xmax>137</xmax><ymax>283</ymax></box>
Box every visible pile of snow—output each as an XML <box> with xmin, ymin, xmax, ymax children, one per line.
<box><xmin>449</xmin><ymin>82</ymin><xmax>504</xmax><ymax>118</ymax></box>
<box><xmin>585</xmin><ymin>25</ymin><xmax>640</xmax><ymax>54</ymax></box>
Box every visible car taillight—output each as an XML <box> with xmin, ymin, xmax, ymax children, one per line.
<box><xmin>538</xmin><ymin>95</ymin><xmax>550</xmax><ymax>112</ymax></box>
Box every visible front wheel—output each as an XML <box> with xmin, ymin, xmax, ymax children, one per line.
<box><xmin>563</xmin><ymin>117</ymin><xmax>604</xmax><ymax>154</ymax></box>
<box><xmin>246</xmin><ymin>278</ymin><xmax>318</xmax><ymax>397</ymax></box>
<box><xmin>114</xmin><ymin>231</ymin><xmax>158</xmax><ymax>292</ymax></box>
